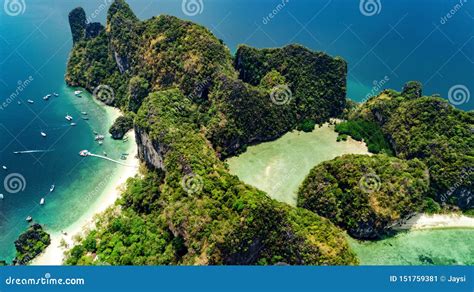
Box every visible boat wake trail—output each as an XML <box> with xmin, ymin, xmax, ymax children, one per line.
<box><xmin>13</xmin><ymin>149</ymin><xmax>55</xmax><ymax>154</ymax></box>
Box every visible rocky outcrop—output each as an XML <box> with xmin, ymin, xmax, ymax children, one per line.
<box><xmin>68</xmin><ymin>7</ymin><xmax>87</xmax><ymax>44</ymax></box>
<box><xmin>12</xmin><ymin>224</ymin><xmax>50</xmax><ymax>265</ymax></box>
<box><xmin>134</xmin><ymin>126</ymin><xmax>168</xmax><ymax>171</ymax></box>
<box><xmin>298</xmin><ymin>154</ymin><xmax>430</xmax><ymax>239</ymax></box>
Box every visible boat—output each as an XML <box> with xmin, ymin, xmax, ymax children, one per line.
<box><xmin>65</xmin><ymin>114</ymin><xmax>73</xmax><ymax>121</ymax></box>
<box><xmin>103</xmin><ymin>151</ymin><xmax>107</xmax><ymax>156</ymax></box>
<box><xmin>50</xmin><ymin>184</ymin><xmax>55</xmax><ymax>192</ymax></box>
<box><xmin>74</xmin><ymin>90</ymin><xmax>82</xmax><ymax>95</ymax></box>
<box><xmin>41</xmin><ymin>131</ymin><xmax>47</xmax><ymax>137</ymax></box>
<box><xmin>43</xmin><ymin>94</ymin><xmax>51</xmax><ymax>100</ymax></box>
<box><xmin>98</xmin><ymin>141</ymin><xmax>103</xmax><ymax>145</ymax></box>
<box><xmin>17</xmin><ymin>101</ymin><xmax>21</xmax><ymax>105</ymax></box>
<box><xmin>79</xmin><ymin>150</ymin><xmax>89</xmax><ymax>157</ymax></box>
<box><xmin>26</xmin><ymin>216</ymin><xmax>32</xmax><ymax>222</ymax></box>
<box><xmin>70</xmin><ymin>122</ymin><xmax>77</xmax><ymax>126</ymax></box>
<box><xmin>81</xmin><ymin>112</ymin><xmax>87</xmax><ymax>115</ymax></box>
<box><xmin>27</xmin><ymin>99</ymin><xmax>34</xmax><ymax>104</ymax></box>
<box><xmin>82</xmin><ymin>117</ymin><xmax>89</xmax><ymax>120</ymax></box>
<box><xmin>0</xmin><ymin>194</ymin><xmax>4</xmax><ymax>200</ymax></box>
<box><xmin>95</xmin><ymin>134</ymin><xmax>105</xmax><ymax>141</ymax></box>
<box><xmin>2</xmin><ymin>166</ymin><xmax>6</xmax><ymax>170</ymax></box>
<box><xmin>53</xmin><ymin>93</ymin><xmax>59</xmax><ymax>97</ymax></box>
<box><xmin>40</xmin><ymin>198</ymin><xmax>45</xmax><ymax>205</ymax></box>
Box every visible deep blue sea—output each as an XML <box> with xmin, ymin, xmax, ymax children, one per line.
<box><xmin>0</xmin><ymin>0</ymin><xmax>473</xmax><ymax>262</ymax></box>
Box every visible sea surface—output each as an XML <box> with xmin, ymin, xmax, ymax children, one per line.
<box><xmin>0</xmin><ymin>0</ymin><xmax>472</xmax><ymax>262</ymax></box>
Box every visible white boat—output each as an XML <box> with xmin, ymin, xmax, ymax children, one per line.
<box><xmin>79</xmin><ymin>150</ymin><xmax>89</xmax><ymax>157</ymax></box>
<box><xmin>41</xmin><ymin>131</ymin><xmax>47</xmax><ymax>137</ymax></box>
<box><xmin>40</xmin><ymin>198</ymin><xmax>45</xmax><ymax>205</ymax></box>
<box><xmin>43</xmin><ymin>94</ymin><xmax>51</xmax><ymax>100</ymax></box>
<box><xmin>70</xmin><ymin>122</ymin><xmax>77</xmax><ymax>126</ymax></box>
<box><xmin>27</xmin><ymin>99</ymin><xmax>34</xmax><ymax>104</ymax></box>
<box><xmin>74</xmin><ymin>90</ymin><xmax>82</xmax><ymax>95</ymax></box>
<box><xmin>81</xmin><ymin>112</ymin><xmax>87</xmax><ymax>115</ymax></box>
<box><xmin>98</xmin><ymin>141</ymin><xmax>103</xmax><ymax>145</ymax></box>
<box><xmin>2</xmin><ymin>166</ymin><xmax>6</xmax><ymax>170</ymax></box>
<box><xmin>50</xmin><ymin>184</ymin><xmax>55</xmax><ymax>192</ymax></box>
<box><xmin>65</xmin><ymin>114</ymin><xmax>73</xmax><ymax>121</ymax></box>
<box><xmin>95</xmin><ymin>135</ymin><xmax>105</xmax><ymax>141</ymax></box>
<box><xmin>26</xmin><ymin>216</ymin><xmax>32</xmax><ymax>222</ymax></box>
<box><xmin>0</xmin><ymin>194</ymin><xmax>4</xmax><ymax>200</ymax></box>
<box><xmin>53</xmin><ymin>93</ymin><xmax>59</xmax><ymax>97</ymax></box>
<box><xmin>17</xmin><ymin>101</ymin><xmax>21</xmax><ymax>105</ymax></box>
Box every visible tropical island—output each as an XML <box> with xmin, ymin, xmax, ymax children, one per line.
<box><xmin>34</xmin><ymin>0</ymin><xmax>472</xmax><ymax>265</ymax></box>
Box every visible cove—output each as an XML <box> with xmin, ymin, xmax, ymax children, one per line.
<box><xmin>227</xmin><ymin>125</ymin><xmax>474</xmax><ymax>265</ymax></box>
<box><xmin>226</xmin><ymin>123</ymin><xmax>369</xmax><ymax>206</ymax></box>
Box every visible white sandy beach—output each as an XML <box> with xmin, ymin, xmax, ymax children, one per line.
<box><xmin>31</xmin><ymin>101</ymin><xmax>140</xmax><ymax>266</ymax></box>
<box><xmin>394</xmin><ymin>213</ymin><xmax>474</xmax><ymax>230</ymax></box>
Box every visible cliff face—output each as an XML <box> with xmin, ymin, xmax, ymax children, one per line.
<box><xmin>134</xmin><ymin>126</ymin><xmax>168</xmax><ymax>170</ymax></box>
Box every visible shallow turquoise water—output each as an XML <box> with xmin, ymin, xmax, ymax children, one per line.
<box><xmin>350</xmin><ymin>229</ymin><xmax>474</xmax><ymax>265</ymax></box>
<box><xmin>226</xmin><ymin>125</ymin><xmax>368</xmax><ymax>205</ymax></box>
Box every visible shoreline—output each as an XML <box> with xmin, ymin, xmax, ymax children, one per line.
<box><xmin>393</xmin><ymin>213</ymin><xmax>474</xmax><ymax>231</ymax></box>
<box><xmin>31</xmin><ymin>100</ymin><xmax>139</xmax><ymax>266</ymax></box>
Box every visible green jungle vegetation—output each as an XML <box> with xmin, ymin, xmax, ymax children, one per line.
<box><xmin>64</xmin><ymin>0</ymin><xmax>473</xmax><ymax>265</ymax></box>
<box><xmin>298</xmin><ymin>154</ymin><xmax>429</xmax><ymax>239</ymax></box>
<box><xmin>345</xmin><ymin>83</ymin><xmax>473</xmax><ymax>210</ymax></box>
<box><xmin>64</xmin><ymin>0</ymin><xmax>357</xmax><ymax>265</ymax></box>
